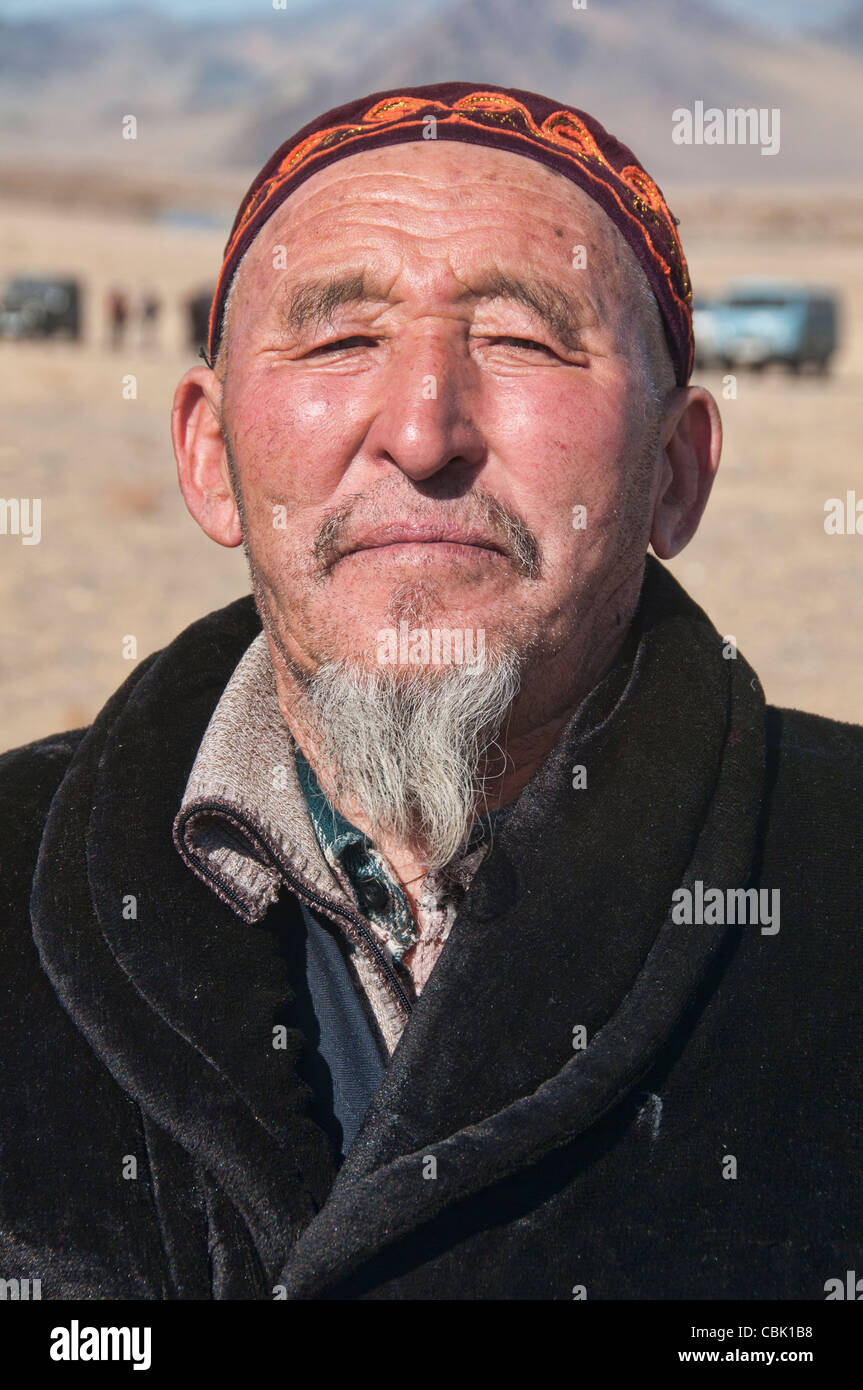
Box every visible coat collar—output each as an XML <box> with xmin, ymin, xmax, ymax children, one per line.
<box><xmin>29</xmin><ymin>561</ymin><xmax>767</xmax><ymax>1297</ymax></box>
<box><xmin>30</xmin><ymin>597</ymin><xmax>334</xmax><ymax>1284</ymax></box>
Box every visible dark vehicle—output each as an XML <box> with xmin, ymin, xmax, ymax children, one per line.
<box><xmin>0</xmin><ymin>277</ymin><xmax>81</xmax><ymax>340</ymax></box>
<box><xmin>186</xmin><ymin>286</ymin><xmax>215</xmax><ymax>354</ymax></box>
<box><xmin>709</xmin><ymin>280</ymin><xmax>839</xmax><ymax>374</ymax></box>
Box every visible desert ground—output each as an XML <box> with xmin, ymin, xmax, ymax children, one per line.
<box><xmin>1</xmin><ymin>187</ymin><xmax>861</xmax><ymax>751</ymax></box>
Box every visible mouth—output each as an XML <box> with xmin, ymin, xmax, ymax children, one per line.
<box><xmin>344</xmin><ymin>525</ymin><xmax>506</xmax><ymax>560</ymax></box>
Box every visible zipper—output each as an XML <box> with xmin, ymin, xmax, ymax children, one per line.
<box><xmin>178</xmin><ymin>800</ymin><xmax>414</xmax><ymax>1018</ymax></box>
<box><xmin>280</xmin><ymin>864</ymin><xmax>414</xmax><ymax>1017</ymax></box>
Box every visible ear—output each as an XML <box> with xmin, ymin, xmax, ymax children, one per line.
<box><xmin>171</xmin><ymin>365</ymin><xmax>242</xmax><ymax>547</ymax></box>
<box><xmin>649</xmin><ymin>386</ymin><xmax>722</xmax><ymax>559</ymax></box>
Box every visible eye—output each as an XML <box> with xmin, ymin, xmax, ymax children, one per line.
<box><xmin>495</xmin><ymin>336</ymin><xmax>554</xmax><ymax>353</ymax></box>
<box><xmin>307</xmin><ymin>335</ymin><xmax>377</xmax><ymax>355</ymax></box>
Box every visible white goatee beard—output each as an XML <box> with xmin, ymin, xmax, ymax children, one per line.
<box><xmin>296</xmin><ymin>647</ymin><xmax>523</xmax><ymax>868</ymax></box>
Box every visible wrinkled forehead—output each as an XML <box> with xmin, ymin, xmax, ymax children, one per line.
<box><xmin>231</xmin><ymin>140</ymin><xmax>641</xmax><ymax>310</ymax></box>
<box><xmin>251</xmin><ymin>139</ymin><xmax>616</xmax><ymax>223</ymax></box>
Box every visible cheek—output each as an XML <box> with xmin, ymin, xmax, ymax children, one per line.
<box><xmin>225</xmin><ymin>367</ymin><xmax>358</xmax><ymax>513</ymax></box>
<box><xmin>500</xmin><ymin>379</ymin><xmax>644</xmax><ymax>554</ymax></box>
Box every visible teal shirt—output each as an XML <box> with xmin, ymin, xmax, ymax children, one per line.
<box><xmin>294</xmin><ymin>746</ymin><xmax>497</xmax><ymax>965</ymax></box>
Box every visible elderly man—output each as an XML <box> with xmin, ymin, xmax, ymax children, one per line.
<box><xmin>1</xmin><ymin>84</ymin><xmax>861</xmax><ymax>1302</ymax></box>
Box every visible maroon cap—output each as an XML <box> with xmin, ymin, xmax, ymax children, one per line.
<box><xmin>209</xmin><ymin>81</ymin><xmax>693</xmax><ymax>384</ymax></box>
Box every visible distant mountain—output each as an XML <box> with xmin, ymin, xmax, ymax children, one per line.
<box><xmin>0</xmin><ymin>0</ymin><xmax>860</xmax><ymax>193</ymax></box>
<box><xmin>238</xmin><ymin>0</ymin><xmax>863</xmax><ymax>186</ymax></box>
<box><xmin>0</xmin><ymin>0</ymin><xmax>438</xmax><ymax>175</ymax></box>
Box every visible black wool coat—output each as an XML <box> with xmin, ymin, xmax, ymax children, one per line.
<box><xmin>1</xmin><ymin>559</ymin><xmax>861</xmax><ymax>1300</ymax></box>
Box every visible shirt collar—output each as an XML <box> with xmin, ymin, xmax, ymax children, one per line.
<box><xmin>294</xmin><ymin>744</ymin><xmax>369</xmax><ymax>863</ymax></box>
<box><xmin>293</xmin><ymin>744</ymin><xmax>498</xmax><ymax>963</ymax></box>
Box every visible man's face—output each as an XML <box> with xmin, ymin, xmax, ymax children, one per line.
<box><xmin>217</xmin><ymin>141</ymin><xmax>664</xmax><ymax>702</ymax></box>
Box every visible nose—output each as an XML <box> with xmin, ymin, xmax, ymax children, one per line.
<box><xmin>364</xmin><ymin>328</ymin><xmax>486</xmax><ymax>483</ymax></box>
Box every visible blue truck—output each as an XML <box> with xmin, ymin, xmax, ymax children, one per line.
<box><xmin>693</xmin><ymin>280</ymin><xmax>839</xmax><ymax>374</ymax></box>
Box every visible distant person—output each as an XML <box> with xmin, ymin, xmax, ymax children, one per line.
<box><xmin>139</xmin><ymin>287</ymin><xmax>161</xmax><ymax>349</ymax></box>
<box><xmin>106</xmin><ymin>286</ymin><xmax>128</xmax><ymax>351</ymax></box>
<box><xmin>0</xmin><ymin>82</ymin><xmax>860</xmax><ymax>1302</ymax></box>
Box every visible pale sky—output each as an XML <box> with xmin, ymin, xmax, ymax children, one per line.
<box><xmin>0</xmin><ymin>0</ymin><xmax>859</xmax><ymax>31</ymax></box>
